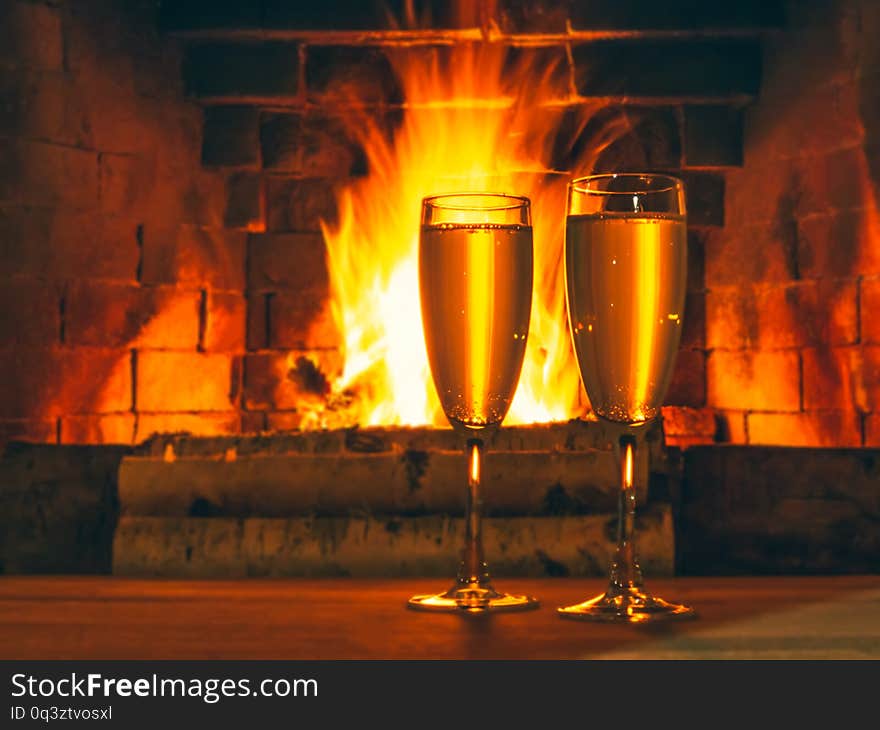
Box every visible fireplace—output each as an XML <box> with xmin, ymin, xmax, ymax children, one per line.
<box><xmin>1</xmin><ymin>0</ymin><xmax>879</xmax><ymax>577</ymax></box>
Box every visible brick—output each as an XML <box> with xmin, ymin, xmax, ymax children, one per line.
<box><xmin>0</xmin><ymin>139</ymin><xmax>98</xmax><ymax>208</ymax></box>
<box><xmin>0</xmin><ymin>208</ymin><xmax>140</xmax><ymax>281</ymax></box>
<box><xmin>99</xmin><ymin>153</ymin><xmax>151</xmax><ymax>216</ymax></box>
<box><xmin>159</xmin><ymin>1</ymin><xmax>261</xmax><ymax>31</ymax></box>
<box><xmin>265</xmin><ymin>411</ymin><xmax>304</xmax><ymax>431</ymax></box>
<box><xmin>706</xmin><ymin>224</ymin><xmax>798</xmax><ymax>286</ymax></box>
<box><xmin>724</xmin><ymin>157</ymin><xmax>798</xmax><ymax>228</ymax></box>
<box><xmin>707</xmin><ymin>350</ymin><xmax>800</xmax><ymax>412</ymax></box>
<box><xmin>680</xmin><ymin>443</ymin><xmax>880</xmax><ymax>573</ymax></box>
<box><xmin>241</xmin><ymin>411</ymin><xmax>266</xmax><ymax>433</ymax></box>
<box><xmin>202</xmin><ymin>106</ymin><xmax>260</xmax><ymax>167</ymax></box>
<box><xmin>65</xmin><ymin>282</ymin><xmax>201</xmax><ymax>349</ymax></box>
<box><xmin>802</xmin><ymin>346</ymin><xmax>880</xmax><ymax>413</ymax></box>
<box><xmin>270</xmin><ymin>290</ymin><xmax>339</xmax><ymax>350</ymax></box>
<box><xmin>137</xmin><ymin>351</ymin><xmax>237</xmax><ymax>413</ymax></box>
<box><xmin>0</xmin><ymin>346</ymin><xmax>131</xmax><ymax>418</ymax></box>
<box><xmin>680</xmin><ymin>172</ymin><xmax>724</xmax><ymax>227</ymax></box>
<box><xmin>0</xmin><ymin>70</ymin><xmax>90</xmax><ymax>146</ymax></box>
<box><xmin>864</xmin><ymin>415</ymin><xmax>880</xmax><ymax>447</ymax></box>
<box><xmin>716</xmin><ymin>410</ymin><xmax>747</xmax><ymax>444</ymax></box>
<box><xmin>260</xmin><ymin>112</ymin><xmax>366</xmax><ymax>177</ymax></box>
<box><xmin>859</xmin><ymin>70</ymin><xmax>880</xmax><ymax>137</ymax></box>
<box><xmin>184</xmin><ymin>43</ymin><xmax>299</xmax><ymax>99</ymax></box>
<box><xmin>681</xmin><ymin>291</ymin><xmax>705</xmax><ymax>350</ymax></box>
<box><xmin>593</xmin><ymin>107</ymin><xmax>681</xmax><ymax>172</ymax></box>
<box><xmin>738</xmin><ymin>146</ymin><xmax>869</xmax><ymax>253</ymax></box>
<box><xmin>661</xmin><ymin>406</ymin><xmax>716</xmax><ymax>437</ymax></box>
<box><xmin>495</xmin><ymin>0</ymin><xmax>570</xmax><ymax>33</ymax></box>
<box><xmin>795</xmin><ymin>146</ymin><xmax>872</xmax><ymax>217</ymax></box>
<box><xmin>265</xmin><ymin>177</ymin><xmax>339</xmax><ymax>233</ymax></box>
<box><xmin>798</xmin><ymin>209</ymin><xmax>880</xmax><ymax>279</ymax></box>
<box><xmin>141</xmin><ymin>225</ymin><xmax>247</xmax><ymax>290</ymax></box>
<box><xmin>61</xmin><ymin>414</ymin><xmax>136</xmax><ymax>445</ymax></box>
<box><xmin>862</xmin><ymin>278</ymin><xmax>880</xmax><ymax>345</ymax></box>
<box><xmin>0</xmin><ymin>419</ymin><xmax>56</xmax><ymax>445</ymax></box>
<box><xmin>0</xmin><ymin>278</ymin><xmax>59</xmax><ymax>345</ymax></box>
<box><xmin>243</xmin><ymin>351</ymin><xmax>342</xmax><ymax>411</ymax></box>
<box><xmin>707</xmin><ymin>288</ymin><xmax>757</xmax><ymax>350</ymax></box>
<box><xmin>747</xmin><ymin>411</ymin><xmax>862</xmax><ymax>448</ymax></box>
<box><xmin>247</xmin><ymin>233</ymin><xmax>328</xmax><ymax>290</ymax></box>
<box><xmin>135</xmin><ymin>412</ymin><xmax>241</xmax><ymax>442</ymax></box>
<box><xmin>225</xmin><ymin>172</ymin><xmax>264</xmax><ymax>231</ymax></box>
<box><xmin>246</xmin><ymin>293</ymin><xmax>268</xmax><ymax>350</ymax></box>
<box><xmin>707</xmin><ymin>280</ymin><xmax>858</xmax><ymax>350</ymax></box>
<box><xmin>502</xmin><ymin>46</ymin><xmax>571</xmax><ymax>92</ymax></box>
<box><xmin>564</xmin><ymin>0</ymin><xmax>784</xmax><ymax>31</ymax></box>
<box><xmin>666</xmin><ymin>348</ymin><xmax>705</xmax><ymax>407</ymax></box>
<box><xmin>0</xmin><ymin>1</ymin><xmax>63</xmax><ymax>70</ymax></box>
<box><xmin>204</xmin><ymin>291</ymin><xmax>246</xmax><ymax>352</ymax></box>
<box><xmin>683</xmin><ymin>105</ymin><xmax>744</xmax><ymax>167</ymax></box>
<box><xmin>745</xmin><ymin>80</ymin><xmax>864</xmax><ymax>164</ymax></box>
<box><xmin>264</xmin><ymin>0</ymin><xmax>469</xmax><ymax>29</ymax></box>
<box><xmin>307</xmin><ymin>47</ymin><xmax>401</xmax><ymax>106</ymax></box>
<box><xmin>572</xmin><ymin>39</ymin><xmax>761</xmax><ymax>98</ymax></box>
<box><xmin>687</xmin><ymin>228</ymin><xmax>706</xmax><ymax>291</ymax></box>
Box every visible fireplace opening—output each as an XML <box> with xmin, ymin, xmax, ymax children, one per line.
<box><xmin>2</xmin><ymin>0</ymin><xmax>879</xmax><ymax>578</ymax></box>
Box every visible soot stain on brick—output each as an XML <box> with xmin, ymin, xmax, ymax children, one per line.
<box><xmin>741</xmin><ymin>290</ymin><xmax>760</xmax><ymax>346</ymax></box>
<box><xmin>287</xmin><ymin>356</ymin><xmax>330</xmax><ymax>396</ymax></box>
<box><xmin>188</xmin><ymin>497</ymin><xmax>221</xmax><ymax>517</ymax></box>
<box><xmin>772</xmin><ymin>173</ymin><xmax>803</xmax><ymax>280</ymax></box>
<box><xmin>541</xmin><ymin>483</ymin><xmax>576</xmax><ymax>515</ymax></box>
<box><xmin>345</xmin><ymin>427</ymin><xmax>388</xmax><ymax>453</ymax></box>
<box><xmin>603</xmin><ymin>503</ymin><xmax>662</xmax><ymax>541</ymax></box>
<box><xmin>576</xmin><ymin>547</ymin><xmax>601</xmax><ymax>575</ymax></box>
<box><xmin>535</xmin><ymin>549</ymin><xmax>569</xmax><ymax>577</ymax></box>
<box><xmin>402</xmin><ymin>449</ymin><xmax>429</xmax><ymax>493</ymax></box>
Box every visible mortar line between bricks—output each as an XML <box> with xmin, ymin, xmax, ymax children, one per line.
<box><xmin>169</xmin><ymin>29</ymin><xmax>778</xmax><ymax>44</ymax></box>
<box><xmin>263</xmin><ymin>293</ymin><xmax>274</xmax><ymax>349</ymax></box>
<box><xmin>297</xmin><ymin>44</ymin><xmax>307</xmax><ymax>106</ymax></box>
<box><xmin>197</xmin><ymin>290</ymin><xmax>207</xmax><ymax>352</ymax></box>
<box><xmin>130</xmin><ymin>350</ymin><xmax>137</xmax><ymax>413</ymax></box>
<box><xmin>798</xmin><ymin>351</ymin><xmax>805</xmax><ymax>412</ymax></box>
<box><xmin>193</xmin><ymin>94</ymin><xmax>756</xmax><ymax>108</ymax></box>
<box><xmin>135</xmin><ymin>224</ymin><xmax>144</xmax><ymax>283</ymax></box>
<box><xmin>856</xmin><ymin>275</ymin><xmax>863</xmax><ymax>345</ymax></box>
<box><xmin>58</xmin><ymin>285</ymin><xmax>66</xmax><ymax>344</ymax></box>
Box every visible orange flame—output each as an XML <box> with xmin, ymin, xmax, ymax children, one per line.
<box><xmin>311</xmin><ymin>12</ymin><xmax>625</xmax><ymax>429</ymax></box>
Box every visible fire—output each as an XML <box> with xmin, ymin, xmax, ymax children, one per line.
<box><xmin>311</xmin><ymin>10</ymin><xmax>624</xmax><ymax>429</ymax></box>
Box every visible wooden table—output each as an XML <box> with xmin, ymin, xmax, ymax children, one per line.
<box><xmin>1</xmin><ymin>576</ymin><xmax>878</xmax><ymax>659</ymax></box>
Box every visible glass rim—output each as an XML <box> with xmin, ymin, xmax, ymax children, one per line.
<box><xmin>569</xmin><ymin>173</ymin><xmax>683</xmax><ymax>196</ymax></box>
<box><xmin>422</xmin><ymin>192</ymin><xmax>531</xmax><ymax>211</ymax></box>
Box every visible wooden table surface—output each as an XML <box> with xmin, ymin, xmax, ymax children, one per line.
<box><xmin>1</xmin><ymin>576</ymin><xmax>879</xmax><ymax>659</ymax></box>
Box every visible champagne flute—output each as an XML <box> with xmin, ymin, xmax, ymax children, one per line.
<box><xmin>408</xmin><ymin>193</ymin><xmax>539</xmax><ymax>612</ymax></box>
<box><xmin>559</xmin><ymin>173</ymin><xmax>694</xmax><ymax>622</ymax></box>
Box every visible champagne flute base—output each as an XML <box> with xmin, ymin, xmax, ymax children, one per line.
<box><xmin>408</xmin><ymin>582</ymin><xmax>539</xmax><ymax>613</ymax></box>
<box><xmin>557</xmin><ymin>586</ymin><xmax>694</xmax><ymax>623</ymax></box>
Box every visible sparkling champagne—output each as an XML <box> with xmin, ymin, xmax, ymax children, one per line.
<box><xmin>419</xmin><ymin>223</ymin><xmax>533</xmax><ymax>429</ymax></box>
<box><xmin>565</xmin><ymin>212</ymin><xmax>687</xmax><ymax>423</ymax></box>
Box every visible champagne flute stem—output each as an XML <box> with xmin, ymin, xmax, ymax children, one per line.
<box><xmin>459</xmin><ymin>438</ymin><xmax>489</xmax><ymax>586</ymax></box>
<box><xmin>609</xmin><ymin>434</ymin><xmax>644</xmax><ymax>592</ymax></box>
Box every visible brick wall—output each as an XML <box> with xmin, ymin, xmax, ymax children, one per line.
<box><xmin>707</xmin><ymin>0</ymin><xmax>880</xmax><ymax>446</ymax></box>
<box><xmin>0</xmin><ymin>0</ymin><xmax>243</xmax><ymax>446</ymax></box>
<box><xmin>12</xmin><ymin>0</ymin><xmax>877</xmax><ymax>450</ymax></box>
